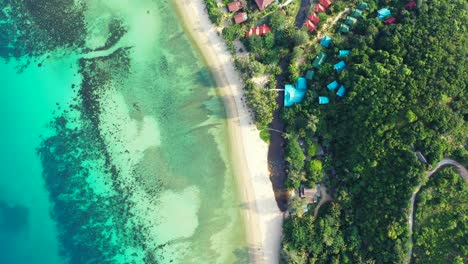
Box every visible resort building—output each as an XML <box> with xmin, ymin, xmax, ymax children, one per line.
<box><xmin>334</xmin><ymin>61</ymin><xmax>346</xmax><ymax>72</ymax></box>
<box><xmin>245</xmin><ymin>24</ymin><xmax>271</xmax><ymax>37</ymax></box>
<box><xmin>339</xmin><ymin>50</ymin><xmax>350</xmax><ymax>57</ymax></box>
<box><xmin>306</xmin><ymin>70</ymin><xmax>314</xmax><ymax>80</ymax></box>
<box><xmin>377</xmin><ymin>8</ymin><xmax>391</xmax><ymax>20</ymax></box>
<box><xmin>357</xmin><ymin>2</ymin><xmax>368</xmax><ymax>10</ymax></box>
<box><xmin>255</xmin><ymin>0</ymin><xmax>273</xmax><ymax>10</ymax></box>
<box><xmin>308</xmin><ymin>13</ymin><xmax>320</xmax><ymax>25</ymax></box>
<box><xmin>336</xmin><ymin>85</ymin><xmax>346</xmax><ymax>97</ymax></box>
<box><xmin>318</xmin><ymin>96</ymin><xmax>330</xmax><ymax>104</ymax></box>
<box><xmin>345</xmin><ymin>16</ymin><xmax>357</xmax><ymax>26</ymax></box>
<box><xmin>304</xmin><ymin>20</ymin><xmax>317</xmax><ymax>32</ymax></box>
<box><xmin>227</xmin><ymin>1</ymin><xmax>242</xmax><ymax>12</ymax></box>
<box><xmin>320</xmin><ymin>35</ymin><xmax>332</xmax><ymax>48</ymax></box>
<box><xmin>233</xmin><ymin>12</ymin><xmax>248</xmax><ymax>24</ymax></box>
<box><xmin>339</xmin><ymin>24</ymin><xmax>350</xmax><ymax>33</ymax></box>
<box><xmin>385</xmin><ymin>17</ymin><xmax>397</xmax><ymax>25</ymax></box>
<box><xmin>296</xmin><ymin>77</ymin><xmax>307</xmax><ymax>90</ymax></box>
<box><xmin>405</xmin><ymin>1</ymin><xmax>416</xmax><ymax>9</ymax></box>
<box><xmin>284</xmin><ymin>84</ymin><xmax>306</xmax><ymax>107</ymax></box>
<box><xmin>351</xmin><ymin>9</ymin><xmax>363</xmax><ymax>18</ymax></box>
<box><xmin>313</xmin><ymin>51</ymin><xmax>327</xmax><ymax>68</ymax></box>
<box><xmin>319</xmin><ymin>0</ymin><xmax>332</xmax><ymax>9</ymax></box>
<box><xmin>315</xmin><ymin>4</ymin><xmax>326</xmax><ymax>13</ymax></box>
<box><xmin>327</xmin><ymin>80</ymin><xmax>339</xmax><ymax>91</ymax></box>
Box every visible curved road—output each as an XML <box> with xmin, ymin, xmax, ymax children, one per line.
<box><xmin>406</xmin><ymin>158</ymin><xmax>468</xmax><ymax>263</ymax></box>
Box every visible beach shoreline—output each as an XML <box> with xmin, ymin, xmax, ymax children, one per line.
<box><xmin>172</xmin><ymin>1</ymin><xmax>283</xmax><ymax>263</ymax></box>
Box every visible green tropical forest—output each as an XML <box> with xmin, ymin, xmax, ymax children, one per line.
<box><xmin>412</xmin><ymin>167</ymin><xmax>467</xmax><ymax>263</ymax></box>
<box><xmin>280</xmin><ymin>0</ymin><xmax>467</xmax><ymax>263</ymax></box>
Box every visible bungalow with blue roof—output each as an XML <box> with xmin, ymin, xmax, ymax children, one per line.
<box><xmin>377</xmin><ymin>8</ymin><xmax>391</xmax><ymax>20</ymax></box>
<box><xmin>336</xmin><ymin>85</ymin><xmax>346</xmax><ymax>97</ymax></box>
<box><xmin>318</xmin><ymin>96</ymin><xmax>330</xmax><ymax>104</ymax></box>
<box><xmin>339</xmin><ymin>50</ymin><xmax>350</xmax><ymax>57</ymax></box>
<box><xmin>296</xmin><ymin>77</ymin><xmax>307</xmax><ymax>90</ymax></box>
<box><xmin>320</xmin><ymin>35</ymin><xmax>332</xmax><ymax>48</ymax></box>
<box><xmin>327</xmin><ymin>80</ymin><xmax>339</xmax><ymax>91</ymax></box>
<box><xmin>334</xmin><ymin>61</ymin><xmax>346</xmax><ymax>72</ymax></box>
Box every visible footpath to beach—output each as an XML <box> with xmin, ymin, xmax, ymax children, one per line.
<box><xmin>173</xmin><ymin>1</ymin><xmax>283</xmax><ymax>263</ymax></box>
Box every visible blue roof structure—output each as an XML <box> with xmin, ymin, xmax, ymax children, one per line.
<box><xmin>334</xmin><ymin>61</ymin><xmax>346</xmax><ymax>72</ymax></box>
<box><xmin>336</xmin><ymin>85</ymin><xmax>346</xmax><ymax>97</ymax></box>
<box><xmin>318</xmin><ymin>96</ymin><xmax>330</xmax><ymax>104</ymax></box>
<box><xmin>377</xmin><ymin>8</ymin><xmax>391</xmax><ymax>20</ymax></box>
<box><xmin>296</xmin><ymin>77</ymin><xmax>307</xmax><ymax>90</ymax></box>
<box><xmin>339</xmin><ymin>50</ymin><xmax>350</xmax><ymax>57</ymax></box>
<box><xmin>327</xmin><ymin>80</ymin><xmax>339</xmax><ymax>91</ymax></box>
<box><xmin>284</xmin><ymin>84</ymin><xmax>306</xmax><ymax>107</ymax></box>
<box><xmin>320</xmin><ymin>35</ymin><xmax>332</xmax><ymax>48</ymax></box>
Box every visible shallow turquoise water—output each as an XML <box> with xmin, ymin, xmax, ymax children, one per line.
<box><xmin>0</xmin><ymin>1</ymin><xmax>247</xmax><ymax>263</ymax></box>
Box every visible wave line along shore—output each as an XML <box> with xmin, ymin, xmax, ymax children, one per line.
<box><xmin>172</xmin><ymin>0</ymin><xmax>283</xmax><ymax>263</ymax></box>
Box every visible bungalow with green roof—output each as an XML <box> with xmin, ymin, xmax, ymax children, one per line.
<box><xmin>351</xmin><ymin>9</ymin><xmax>363</xmax><ymax>18</ymax></box>
<box><xmin>320</xmin><ymin>35</ymin><xmax>332</xmax><ymax>48</ymax></box>
<box><xmin>334</xmin><ymin>61</ymin><xmax>346</xmax><ymax>72</ymax></box>
<box><xmin>306</xmin><ymin>70</ymin><xmax>314</xmax><ymax>80</ymax></box>
<box><xmin>339</xmin><ymin>50</ymin><xmax>350</xmax><ymax>57</ymax></box>
<box><xmin>336</xmin><ymin>85</ymin><xmax>346</xmax><ymax>97</ymax></box>
<box><xmin>339</xmin><ymin>24</ymin><xmax>350</xmax><ymax>33</ymax></box>
<box><xmin>357</xmin><ymin>2</ymin><xmax>368</xmax><ymax>10</ymax></box>
<box><xmin>345</xmin><ymin>16</ymin><xmax>357</xmax><ymax>26</ymax></box>
<box><xmin>327</xmin><ymin>80</ymin><xmax>339</xmax><ymax>91</ymax></box>
<box><xmin>313</xmin><ymin>51</ymin><xmax>327</xmax><ymax>68</ymax></box>
<box><xmin>318</xmin><ymin>96</ymin><xmax>330</xmax><ymax>104</ymax></box>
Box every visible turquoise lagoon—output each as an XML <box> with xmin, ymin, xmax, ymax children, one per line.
<box><xmin>0</xmin><ymin>1</ymin><xmax>247</xmax><ymax>263</ymax></box>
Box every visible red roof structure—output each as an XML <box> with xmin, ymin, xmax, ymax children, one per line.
<box><xmin>227</xmin><ymin>1</ymin><xmax>242</xmax><ymax>12</ymax></box>
<box><xmin>405</xmin><ymin>1</ymin><xmax>416</xmax><ymax>9</ymax></box>
<box><xmin>315</xmin><ymin>4</ymin><xmax>326</xmax><ymax>13</ymax></box>
<box><xmin>308</xmin><ymin>13</ymin><xmax>320</xmax><ymax>25</ymax></box>
<box><xmin>304</xmin><ymin>20</ymin><xmax>317</xmax><ymax>32</ymax></box>
<box><xmin>385</xmin><ymin>17</ymin><xmax>397</xmax><ymax>25</ymax></box>
<box><xmin>319</xmin><ymin>0</ymin><xmax>332</xmax><ymax>9</ymax></box>
<box><xmin>255</xmin><ymin>0</ymin><xmax>274</xmax><ymax>10</ymax></box>
<box><xmin>246</xmin><ymin>24</ymin><xmax>271</xmax><ymax>37</ymax></box>
<box><xmin>234</xmin><ymin>12</ymin><xmax>248</xmax><ymax>24</ymax></box>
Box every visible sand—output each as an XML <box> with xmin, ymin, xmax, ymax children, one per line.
<box><xmin>173</xmin><ymin>1</ymin><xmax>283</xmax><ymax>263</ymax></box>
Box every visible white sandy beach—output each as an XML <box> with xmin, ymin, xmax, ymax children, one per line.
<box><xmin>173</xmin><ymin>1</ymin><xmax>283</xmax><ymax>263</ymax></box>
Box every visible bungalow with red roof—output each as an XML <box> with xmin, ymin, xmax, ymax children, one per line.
<box><xmin>227</xmin><ymin>1</ymin><xmax>242</xmax><ymax>12</ymax></box>
<box><xmin>255</xmin><ymin>0</ymin><xmax>273</xmax><ymax>10</ymax></box>
<box><xmin>405</xmin><ymin>1</ymin><xmax>416</xmax><ymax>9</ymax></box>
<box><xmin>234</xmin><ymin>12</ymin><xmax>248</xmax><ymax>24</ymax></box>
<box><xmin>319</xmin><ymin>0</ymin><xmax>332</xmax><ymax>9</ymax></box>
<box><xmin>246</xmin><ymin>24</ymin><xmax>271</xmax><ymax>37</ymax></box>
<box><xmin>308</xmin><ymin>13</ymin><xmax>320</xmax><ymax>25</ymax></box>
<box><xmin>315</xmin><ymin>4</ymin><xmax>326</xmax><ymax>13</ymax></box>
<box><xmin>385</xmin><ymin>17</ymin><xmax>396</xmax><ymax>25</ymax></box>
<box><xmin>304</xmin><ymin>20</ymin><xmax>317</xmax><ymax>32</ymax></box>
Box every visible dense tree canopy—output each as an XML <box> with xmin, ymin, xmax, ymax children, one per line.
<box><xmin>282</xmin><ymin>0</ymin><xmax>467</xmax><ymax>263</ymax></box>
